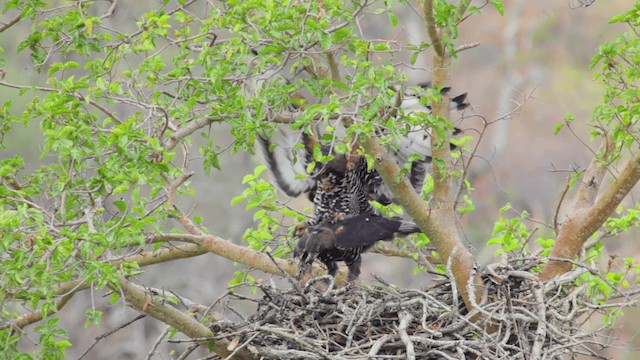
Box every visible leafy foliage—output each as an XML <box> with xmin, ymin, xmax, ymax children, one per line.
<box><xmin>0</xmin><ymin>0</ymin><xmax>638</xmax><ymax>358</ymax></box>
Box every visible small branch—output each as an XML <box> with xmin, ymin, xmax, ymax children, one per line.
<box><xmin>368</xmin><ymin>335</ymin><xmax>392</xmax><ymax>357</ymax></box>
<box><xmin>257</xmin><ymin>326</ymin><xmax>335</xmax><ymax>357</ymax></box>
<box><xmin>552</xmin><ymin>179</ymin><xmax>571</xmax><ymax>233</ymax></box>
<box><xmin>78</xmin><ymin>315</ymin><xmax>146</xmax><ymax>360</ymax></box>
<box><xmin>0</xmin><ymin>13</ymin><xmax>21</xmax><ymax>33</ymax></box>
<box><xmin>321</xmin><ymin>0</ymin><xmax>368</xmax><ymax>34</ymax></box>
<box><xmin>530</xmin><ymin>281</ymin><xmax>547</xmax><ymax>360</ymax></box>
<box><xmin>146</xmin><ymin>326</ymin><xmax>171</xmax><ymax>360</ymax></box>
<box><xmin>371</xmin><ymin>244</ymin><xmax>441</xmax><ymax>265</ymax></box>
<box><xmin>176</xmin><ymin>344</ymin><xmax>199</xmax><ymax>360</ymax></box>
<box><xmin>454</xmin><ymin>0</ymin><xmax>472</xmax><ymax>23</ymax></box>
<box><xmin>0</xmin><ymin>80</ymin><xmax>123</xmax><ymax>124</ymax></box>
<box><xmin>163</xmin><ymin>116</ymin><xmax>224</xmax><ymax>151</ymax></box>
<box><xmin>165</xmin><ymin>171</ymin><xmax>194</xmax><ymax>207</ymax></box>
<box><xmin>99</xmin><ymin>0</ymin><xmax>119</xmax><ymax>20</ymax></box>
<box><xmin>454</xmin><ymin>42</ymin><xmax>480</xmax><ymax>53</ymax></box>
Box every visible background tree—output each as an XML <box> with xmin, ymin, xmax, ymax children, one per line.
<box><xmin>1</xmin><ymin>0</ymin><xmax>639</xmax><ymax>359</ymax></box>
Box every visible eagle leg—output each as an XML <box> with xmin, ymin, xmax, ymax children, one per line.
<box><xmin>346</xmin><ymin>255</ymin><xmax>362</xmax><ymax>282</ymax></box>
<box><xmin>324</xmin><ymin>260</ymin><xmax>339</xmax><ymax>278</ymax></box>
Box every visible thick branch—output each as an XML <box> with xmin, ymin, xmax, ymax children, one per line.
<box><xmin>147</xmin><ymin>233</ymin><xmax>348</xmax><ymax>283</ymax></box>
<box><xmin>422</xmin><ymin>0</ymin><xmax>444</xmax><ymax>57</ymax></box>
<box><xmin>2</xmin><ymin>291</ymin><xmax>76</xmax><ymax>331</ymax></box>
<box><xmin>541</xmin><ymin>151</ymin><xmax>640</xmax><ymax>280</ymax></box>
<box><xmin>421</xmin><ymin>0</ymin><xmax>472</xmax><ymax>58</ymax></box>
<box><xmin>360</xmin><ymin>137</ymin><xmax>481</xmax><ymax>311</ymax></box>
<box><xmin>573</xmin><ymin>139</ymin><xmax>613</xmax><ymax>209</ymax></box>
<box><xmin>429</xmin><ymin>55</ymin><xmax>454</xmax><ymax>208</ymax></box>
<box><xmin>116</xmin><ymin>278</ymin><xmax>254</xmax><ymax>360</ymax></box>
<box><xmin>5</xmin><ymin>244</ymin><xmax>212</xmax><ymax>330</ymax></box>
<box><xmin>39</xmin><ymin>232</ymin><xmax>343</xmax><ymax>309</ymax></box>
<box><xmin>66</xmin><ymin>243</ymin><xmax>209</xmax><ymax>294</ymax></box>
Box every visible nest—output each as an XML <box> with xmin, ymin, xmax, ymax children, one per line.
<box><xmin>207</xmin><ymin>260</ymin><xmax>631</xmax><ymax>359</ymax></box>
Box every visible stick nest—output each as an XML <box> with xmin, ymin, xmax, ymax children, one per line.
<box><xmin>209</xmin><ymin>259</ymin><xmax>631</xmax><ymax>359</ymax></box>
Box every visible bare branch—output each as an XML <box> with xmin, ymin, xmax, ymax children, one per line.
<box><xmin>99</xmin><ymin>0</ymin><xmax>119</xmax><ymax>20</ymax></box>
<box><xmin>553</xmin><ymin>179</ymin><xmax>571</xmax><ymax>233</ymax></box>
<box><xmin>454</xmin><ymin>42</ymin><xmax>481</xmax><ymax>53</ymax></box>
<box><xmin>0</xmin><ymin>13</ymin><xmax>21</xmax><ymax>33</ymax></box>
<box><xmin>115</xmin><ymin>278</ymin><xmax>255</xmax><ymax>360</ymax></box>
<box><xmin>78</xmin><ymin>315</ymin><xmax>146</xmax><ymax>360</ymax></box>
<box><xmin>163</xmin><ymin>116</ymin><xmax>224</xmax><ymax>151</ymax></box>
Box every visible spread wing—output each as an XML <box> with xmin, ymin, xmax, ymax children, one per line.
<box><xmin>332</xmin><ymin>213</ymin><xmax>420</xmax><ymax>249</ymax></box>
<box><xmin>385</xmin><ymin>86</ymin><xmax>469</xmax><ymax>197</ymax></box>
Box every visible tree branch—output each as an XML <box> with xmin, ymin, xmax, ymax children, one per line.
<box><xmin>403</xmin><ymin>0</ymin><xmax>481</xmax><ymax>311</ymax></box>
<box><xmin>360</xmin><ymin>137</ymin><xmax>481</xmax><ymax>311</ymax></box>
<box><xmin>27</xmin><ymin>231</ymin><xmax>342</xmax><ymax>316</ymax></box>
<box><xmin>2</xmin><ymin>290</ymin><xmax>77</xmax><ymax>331</ymax></box>
<box><xmin>430</xmin><ymin>56</ymin><xmax>454</xmax><ymax>208</ymax></box>
<box><xmin>573</xmin><ymin>139</ymin><xmax>614</xmax><ymax>210</ymax></box>
<box><xmin>0</xmin><ymin>80</ymin><xmax>124</xmax><ymax>124</ymax></box>
<box><xmin>0</xmin><ymin>13</ymin><xmax>21</xmax><ymax>33</ymax></box>
<box><xmin>146</xmin><ymin>233</ymin><xmax>348</xmax><ymax>283</ymax></box>
<box><xmin>115</xmin><ymin>278</ymin><xmax>255</xmax><ymax>360</ymax></box>
<box><xmin>420</xmin><ymin>0</ymin><xmax>472</xmax><ymax>58</ymax></box>
<box><xmin>422</xmin><ymin>0</ymin><xmax>444</xmax><ymax>57</ymax></box>
<box><xmin>163</xmin><ymin>116</ymin><xmax>224</xmax><ymax>151</ymax></box>
<box><xmin>541</xmin><ymin>149</ymin><xmax>640</xmax><ymax>280</ymax></box>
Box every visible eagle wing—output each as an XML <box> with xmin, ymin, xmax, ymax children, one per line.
<box><xmin>258</xmin><ymin>129</ymin><xmax>316</xmax><ymax>198</ymax></box>
<box><xmin>332</xmin><ymin>214</ymin><xmax>420</xmax><ymax>249</ymax></box>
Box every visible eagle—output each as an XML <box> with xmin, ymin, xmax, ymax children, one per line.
<box><xmin>258</xmin><ymin>85</ymin><xmax>469</xmax><ymax>225</ymax></box>
<box><xmin>293</xmin><ymin>213</ymin><xmax>422</xmax><ymax>281</ymax></box>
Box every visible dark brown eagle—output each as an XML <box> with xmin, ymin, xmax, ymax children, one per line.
<box><xmin>293</xmin><ymin>213</ymin><xmax>422</xmax><ymax>281</ymax></box>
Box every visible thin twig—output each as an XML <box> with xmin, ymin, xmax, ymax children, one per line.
<box><xmin>146</xmin><ymin>326</ymin><xmax>171</xmax><ymax>360</ymax></box>
<box><xmin>77</xmin><ymin>315</ymin><xmax>146</xmax><ymax>360</ymax></box>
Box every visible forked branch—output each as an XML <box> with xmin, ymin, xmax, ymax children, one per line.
<box><xmin>542</xmin><ymin>141</ymin><xmax>640</xmax><ymax>280</ymax></box>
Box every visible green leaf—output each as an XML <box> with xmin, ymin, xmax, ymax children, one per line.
<box><xmin>112</xmin><ymin>200</ymin><xmax>127</xmax><ymax>213</ymax></box>
<box><xmin>490</xmin><ymin>0</ymin><xmax>504</xmax><ymax>16</ymax></box>
<box><xmin>113</xmin><ymin>185</ymin><xmax>128</xmax><ymax>195</ymax></box>
<box><xmin>388</xmin><ymin>12</ymin><xmax>398</xmax><ymax>27</ymax></box>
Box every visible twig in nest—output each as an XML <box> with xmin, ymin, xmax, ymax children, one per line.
<box><xmin>398</xmin><ymin>311</ymin><xmax>416</xmax><ymax>360</ymax></box>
